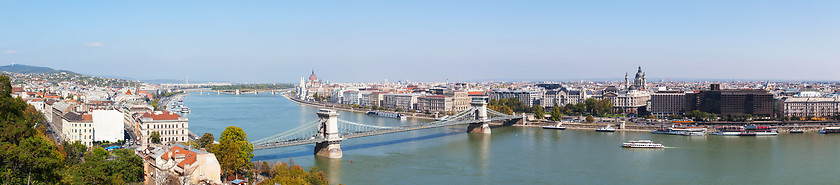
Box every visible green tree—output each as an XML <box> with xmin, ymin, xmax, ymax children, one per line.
<box><xmin>573</xmin><ymin>103</ymin><xmax>586</xmax><ymax>115</ymax></box>
<box><xmin>214</xmin><ymin>126</ymin><xmax>254</xmax><ymax>178</ymax></box>
<box><xmin>532</xmin><ymin>105</ymin><xmax>544</xmax><ymax>120</ymax></box>
<box><xmin>150</xmin><ymin>131</ymin><xmax>161</xmax><ymax>144</ymax></box>
<box><xmin>550</xmin><ymin>104</ymin><xmax>563</xmax><ymax>121</ymax></box>
<box><xmin>61</xmin><ymin>141</ymin><xmax>86</xmax><ymax>166</ymax></box>
<box><xmin>586</xmin><ymin>115</ymin><xmax>595</xmax><ymax>123</ymax></box>
<box><xmin>198</xmin><ymin>133</ymin><xmax>215</xmax><ymax>149</ymax></box>
<box><xmin>106</xmin><ymin>149</ymin><xmax>145</xmax><ymax>182</ymax></box>
<box><xmin>260</xmin><ymin>160</ymin><xmax>328</xmax><ymax>185</ymax></box>
<box><xmin>0</xmin><ymin>75</ymin><xmax>11</xmax><ymax>97</ymax></box>
<box><xmin>668</xmin><ymin>114</ymin><xmax>682</xmax><ymax>120</ymax></box>
<box><xmin>151</xmin><ymin>99</ymin><xmax>159</xmax><ymax>110</ymax></box>
<box><xmin>3</xmin><ymin>135</ymin><xmax>64</xmax><ymax>184</ymax></box>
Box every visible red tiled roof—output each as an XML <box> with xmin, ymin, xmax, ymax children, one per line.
<box><xmin>141</xmin><ymin>111</ymin><xmax>182</xmax><ymax>120</ymax></box>
<box><xmin>82</xmin><ymin>114</ymin><xmax>93</xmax><ymax>121</ymax></box>
<box><xmin>467</xmin><ymin>91</ymin><xmax>483</xmax><ymax>95</ymax></box>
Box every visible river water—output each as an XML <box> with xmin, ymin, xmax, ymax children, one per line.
<box><xmin>184</xmin><ymin>93</ymin><xmax>840</xmax><ymax>185</ymax></box>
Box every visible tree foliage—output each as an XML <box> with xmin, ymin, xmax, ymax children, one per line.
<box><xmin>212</xmin><ymin>126</ymin><xmax>254</xmax><ymax>178</ymax></box>
<box><xmin>63</xmin><ymin>148</ymin><xmax>143</xmax><ymax>184</ymax></box>
<box><xmin>586</xmin><ymin>115</ymin><xmax>595</xmax><ymax>123</ymax></box>
<box><xmin>150</xmin><ymin>131</ymin><xmax>161</xmax><ymax>144</ymax></box>
<box><xmin>198</xmin><ymin>133</ymin><xmax>215</xmax><ymax>149</ymax></box>
<box><xmin>0</xmin><ymin>75</ymin><xmax>144</xmax><ymax>184</ymax></box>
<box><xmin>584</xmin><ymin>98</ymin><xmax>613</xmax><ymax>116</ymax></box>
<box><xmin>0</xmin><ymin>74</ymin><xmax>65</xmax><ymax>184</ymax></box>
<box><xmin>258</xmin><ymin>160</ymin><xmax>328</xmax><ymax>185</ymax></box>
<box><xmin>532</xmin><ymin>105</ymin><xmax>544</xmax><ymax>120</ymax></box>
<box><xmin>550</xmin><ymin>104</ymin><xmax>563</xmax><ymax>121</ymax></box>
<box><xmin>685</xmin><ymin>110</ymin><xmax>717</xmax><ymax>122</ymax></box>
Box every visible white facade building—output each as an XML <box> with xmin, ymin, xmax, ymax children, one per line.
<box><xmin>92</xmin><ymin>110</ymin><xmax>125</xmax><ymax>142</ymax></box>
<box><xmin>139</xmin><ymin>111</ymin><xmax>189</xmax><ymax>145</ymax></box>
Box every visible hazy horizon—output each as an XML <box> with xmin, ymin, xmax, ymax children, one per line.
<box><xmin>2</xmin><ymin>1</ymin><xmax>839</xmax><ymax>83</ymax></box>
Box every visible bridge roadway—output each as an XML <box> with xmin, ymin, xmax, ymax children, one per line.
<box><xmin>252</xmin><ymin>116</ymin><xmax>520</xmax><ymax>150</ymax></box>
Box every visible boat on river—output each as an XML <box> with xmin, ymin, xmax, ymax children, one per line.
<box><xmin>819</xmin><ymin>127</ymin><xmax>840</xmax><ymax>134</ymax></box>
<box><xmin>596</xmin><ymin>125</ymin><xmax>616</xmax><ymax>132</ymax></box>
<box><xmin>366</xmin><ymin>111</ymin><xmax>407</xmax><ymax>120</ymax></box>
<box><xmin>651</xmin><ymin>125</ymin><xmax>706</xmax><ymax>136</ymax></box>
<box><xmin>542</xmin><ymin>122</ymin><xmax>566</xmax><ymax>130</ymax></box>
<box><xmin>621</xmin><ymin>140</ymin><xmax>665</xmax><ymax>148</ymax></box>
<box><xmin>789</xmin><ymin>127</ymin><xmax>804</xmax><ymax>134</ymax></box>
<box><xmin>712</xmin><ymin>125</ymin><xmax>777</xmax><ymax>136</ymax></box>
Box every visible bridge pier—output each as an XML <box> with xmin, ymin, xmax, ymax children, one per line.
<box><xmin>467</xmin><ymin>98</ymin><xmax>491</xmax><ymax>134</ymax></box>
<box><xmin>315</xmin><ymin>109</ymin><xmax>343</xmax><ymax>158</ymax></box>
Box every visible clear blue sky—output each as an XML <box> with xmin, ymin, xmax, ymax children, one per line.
<box><xmin>1</xmin><ymin>0</ymin><xmax>838</xmax><ymax>83</ymax></box>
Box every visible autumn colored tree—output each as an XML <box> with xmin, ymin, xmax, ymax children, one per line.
<box><xmin>258</xmin><ymin>160</ymin><xmax>328</xmax><ymax>185</ymax></box>
<box><xmin>532</xmin><ymin>105</ymin><xmax>544</xmax><ymax>120</ymax></box>
<box><xmin>213</xmin><ymin>126</ymin><xmax>254</xmax><ymax>179</ymax></box>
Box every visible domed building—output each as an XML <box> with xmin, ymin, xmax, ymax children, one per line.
<box><xmin>297</xmin><ymin>70</ymin><xmax>329</xmax><ymax>100</ymax></box>
<box><xmin>308</xmin><ymin>70</ymin><xmax>318</xmax><ymax>82</ymax></box>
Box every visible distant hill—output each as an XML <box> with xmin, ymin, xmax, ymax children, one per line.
<box><xmin>0</xmin><ymin>64</ymin><xmax>72</xmax><ymax>74</ymax></box>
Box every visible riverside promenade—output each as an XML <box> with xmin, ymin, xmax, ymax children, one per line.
<box><xmin>280</xmin><ymin>92</ymin><xmax>436</xmax><ymax>120</ymax></box>
<box><xmin>523</xmin><ymin>119</ymin><xmax>835</xmax><ymax>133</ymax></box>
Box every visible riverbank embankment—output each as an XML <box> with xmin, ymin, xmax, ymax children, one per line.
<box><xmin>518</xmin><ymin>120</ymin><xmax>836</xmax><ymax>133</ymax></box>
<box><xmin>281</xmin><ymin>92</ymin><xmax>436</xmax><ymax>120</ymax></box>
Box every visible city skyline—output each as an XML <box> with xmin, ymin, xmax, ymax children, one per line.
<box><xmin>2</xmin><ymin>1</ymin><xmax>839</xmax><ymax>83</ymax></box>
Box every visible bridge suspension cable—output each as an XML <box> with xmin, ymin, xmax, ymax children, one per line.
<box><xmin>251</xmin><ymin>119</ymin><xmax>323</xmax><ymax>145</ymax></box>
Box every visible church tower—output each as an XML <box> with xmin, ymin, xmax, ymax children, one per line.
<box><xmin>625</xmin><ymin>72</ymin><xmax>629</xmax><ymax>90</ymax></box>
<box><xmin>633</xmin><ymin>66</ymin><xmax>646</xmax><ymax>90</ymax></box>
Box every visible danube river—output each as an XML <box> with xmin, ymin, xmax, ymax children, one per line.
<box><xmin>184</xmin><ymin>93</ymin><xmax>840</xmax><ymax>185</ymax></box>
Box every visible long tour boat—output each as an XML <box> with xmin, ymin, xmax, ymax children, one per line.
<box><xmin>712</xmin><ymin>125</ymin><xmax>777</xmax><ymax>136</ymax></box>
<box><xmin>366</xmin><ymin>111</ymin><xmax>407</xmax><ymax>120</ymax></box>
<box><xmin>819</xmin><ymin>127</ymin><xmax>840</xmax><ymax>134</ymax></box>
<box><xmin>651</xmin><ymin>125</ymin><xmax>707</xmax><ymax>136</ymax></box>
<box><xmin>621</xmin><ymin>140</ymin><xmax>665</xmax><ymax>148</ymax></box>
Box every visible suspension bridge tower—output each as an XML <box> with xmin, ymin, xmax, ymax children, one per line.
<box><xmin>314</xmin><ymin>109</ymin><xmax>343</xmax><ymax>158</ymax></box>
<box><xmin>467</xmin><ymin>98</ymin><xmax>491</xmax><ymax>134</ymax></box>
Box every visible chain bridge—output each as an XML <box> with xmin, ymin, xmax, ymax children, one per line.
<box><xmin>250</xmin><ymin>99</ymin><xmax>521</xmax><ymax>158</ymax></box>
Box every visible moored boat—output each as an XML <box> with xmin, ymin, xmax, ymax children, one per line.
<box><xmin>542</xmin><ymin>122</ymin><xmax>566</xmax><ymax>130</ymax></box>
<box><xmin>651</xmin><ymin>125</ymin><xmax>706</xmax><ymax>136</ymax></box>
<box><xmin>621</xmin><ymin>140</ymin><xmax>665</xmax><ymax>148</ymax></box>
<box><xmin>819</xmin><ymin>127</ymin><xmax>840</xmax><ymax>134</ymax></box>
<box><xmin>789</xmin><ymin>127</ymin><xmax>804</xmax><ymax>133</ymax></box>
<box><xmin>712</xmin><ymin>125</ymin><xmax>777</xmax><ymax>136</ymax></box>
<box><xmin>596</xmin><ymin>125</ymin><xmax>616</xmax><ymax>132</ymax></box>
<box><xmin>180</xmin><ymin>106</ymin><xmax>191</xmax><ymax>113</ymax></box>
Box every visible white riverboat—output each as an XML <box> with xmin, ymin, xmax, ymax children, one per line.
<box><xmin>712</xmin><ymin>125</ymin><xmax>777</xmax><ymax>136</ymax></box>
<box><xmin>651</xmin><ymin>125</ymin><xmax>707</xmax><ymax>136</ymax></box>
<box><xmin>366</xmin><ymin>111</ymin><xmax>407</xmax><ymax>120</ymax></box>
<box><xmin>819</xmin><ymin>127</ymin><xmax>840</xmax><ymax>134</ymax></box>
<box><xmin>596</xmin><ymin>125</ymin><xmax>616</xmax><ymax>132</ymax></box>
<box><xmin>542</xmin><ymin>122</ymin><xmax>566</xmax><ymax>130</ymax></box>
<box><xmin>621</xmin><ymin>140</ymin><xmax>665</xmax><ymax>148</ymax></box>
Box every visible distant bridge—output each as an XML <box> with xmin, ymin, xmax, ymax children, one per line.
<box><xmin>250</xmin><ymin>99</ymin><xmax>521</xmax><ymax>158</ymax></box>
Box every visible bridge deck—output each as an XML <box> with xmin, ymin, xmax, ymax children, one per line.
<box><xmin>253</xmin><ymin>116</ymin><xmax>520</xmax><ymax>150</ymax></box>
